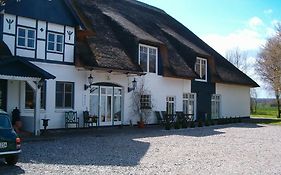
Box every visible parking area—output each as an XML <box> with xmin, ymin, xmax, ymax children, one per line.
<box><xmin>1</xmin><ymin>123</ymin><xmax>281</xmax><ymax>175</ymax></box>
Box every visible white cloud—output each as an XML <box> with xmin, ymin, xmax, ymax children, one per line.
<box><xmin>248</xmin><ymin>16</ymin><xmax>263</xmax><ymax>28</ymax></box>
<box><xmin>264</xmin><ymin>9</ymin><xmax>273</xmax><ymax>14</ymax></box>
<box><xmin>202</xmin><ymin>29</ymin><xmax>265</xmax><ymax>56</ymax></box>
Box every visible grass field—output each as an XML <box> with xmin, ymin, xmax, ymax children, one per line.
<box><xmin>250</xmin><ymin>104</ymin><xmax>281</xmax><ymax>125</ymax></box>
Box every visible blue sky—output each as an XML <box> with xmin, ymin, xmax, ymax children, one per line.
<box><xmin>139</xmin><ymin>0</ymin><xmax>281</xmax><ymax>98</ymax></box>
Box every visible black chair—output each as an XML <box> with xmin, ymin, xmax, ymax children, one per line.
<box><xmin>65</xmin><ymin>111</ymin><xmax>79</xmax><ymax>128</ymax></box>
<box><xmin>83</xmin><ymin>111</ymin><xmax>98</xmax><ymax>127</ymax></box>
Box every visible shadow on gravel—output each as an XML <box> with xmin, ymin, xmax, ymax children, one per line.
<box><xmin>0</xmin><ymin>161</ymin><xmax>25</xmax><ymax>174</ymax></box>
<box><xmin>18</xmin><ymin>123</ymin><xmax>262</xmax><ymax>167</ymax></box>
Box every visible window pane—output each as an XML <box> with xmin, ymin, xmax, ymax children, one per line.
<box><xmin>18</xmin><ymin>38</ymin><xmax>25</xmax><ymax>46</ymax></box>
<box><xmin>56</xmin><ymin>43</ymin><xmax>62</xmax><ymax>52</ymax></box>
<box><xmin>25</xmin><ymin>83</ymin><xmax>34</xmax><ymax>109</ymax></box>
<box><xmin>140</xmin><ymin>52</ymin><xmax>147</xmax><ymax>72</ymax></box>
<box><xmin>64</xmin><ymin>93</ymin><xmax>72</xmax><ymax>108</ymax></box>
<box><xmin>48</xmin><ymin>42</ymin><xmax>54</xmax><ymax>51</ymax></box>
<box><xmin>18</xmin><ymin>28</ymin><xmax>25</xmax><ymax>37</ymax></box>
<box><xmin>28</xmin><ymin>30</ymin><xmax>35</xmax><ymax>38</ymax></box>
<box><xmin>149</xmin><ymin>53</ymin><xmax>156</xmax><ymax>73</ymax></box>
<box><xmin>27</xmin><ymin>39</ymin><xmax>34</xmax><ymax>48</ymax></box>
<box><xmin>56</xmin><ymin>92</ymin><xmax>63</xmax><ymax>108</ymax></box>
<box><xmin>48</xmin><ymin>33</ymin><xmax>55</xmax><ymax>42</ymax></box>
<box><xmin>65</xmin><ymin>83</ymin><xmax>73</xmax><ymax>93</ymax></box>
<box><xmin>57</xmin><ymin>35</ymin><xmax>63</xmax><ymax>43</ymax></box>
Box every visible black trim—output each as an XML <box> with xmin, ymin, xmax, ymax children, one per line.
<box><xmin>0</xmin><ymin>79</ymin><xmax>7</xmax><ymax>111</ymax></box>
<box><xmin>47</xmin><ymin>30</ymin><xmax>64</xmax><ymax>35</ymax></box>
<box><xmin>35</xmin><ymin>20</ymin><xmax>38</xmax><ymax>59</ymax></box>
<box><xmin>45</xmin><ymin>22</ymin><xmax>48</xmax><ymax>60</ymax></box>
<box><xmin>2</xmin><ymin>32</ymin><xmax>15</xmax><ymax>36</ymax></box>
<box><xmin>14</xmin><ymin>16</ymin><xmax>18</xmax><ymax>55</ymax></box>
<box><xmin>16</xmin><ymin>46</ymin><xmax>36</xmax><ymax>51</ymax></box>
<box><xmin>92</xmin><ymin>82</ymin><xmax>122</xmax><ymax>87</ymax></box>
<box><xmin>46</xmin><ymin>50</ymin><xmax>64</xmax><ymax>55</ymax></box>
<box><xmin>0</xmin><ymin>14</ymin><xmax>3</xmax><ymax>41</ymax></box>
<box><xmin>24</xmin><ymin>56</ymin><xmax>74</xmax><ymax>66</ymax></box>
<box><xmin>37</xmin><ymin>38</ymin><xmax>45</xmax><ymax>41</ymax></box>
<box><xmin>63</xmin><ymin>25</ymin><xmax>66</xmax><ymax>62</ymax></box>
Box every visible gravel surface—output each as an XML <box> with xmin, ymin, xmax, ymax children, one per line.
<box><xmin>1</xmin><ymin>123</ymin><xmax>281</xmax><ymax>175</ymax></box>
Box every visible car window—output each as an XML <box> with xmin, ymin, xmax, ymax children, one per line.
<box><xmin>0</xmin><ymin>115</ymin><xmax>12</xmax><ymax>129</ymax></box>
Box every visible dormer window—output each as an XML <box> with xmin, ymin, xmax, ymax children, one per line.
<box><xmin>17</xmin><ymin>27</ymin><xmax>35</xmax><ymax>49</ymax></box>
<box><xmin>195</xmin><ymin>57</ymin><xmax>207</xmax><ymax>82</ymax></box>
<box><xmin>139</xmin><ymin>44</ymin><xmax>158</xmax><ymax>73</ymax></box>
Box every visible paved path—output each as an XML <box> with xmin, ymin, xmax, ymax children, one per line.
<box><xmin>1</xmin><ymin>123</ymin><xmax>281</xmax><ymax>175</ymax></box>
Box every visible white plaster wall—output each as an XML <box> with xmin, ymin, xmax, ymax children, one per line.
<box><xmin>65</xmin><ymin>26</ymin><xmax>75</xmax><ymax>44</ymax></box>
<box><xmin>17</xmin><ymin>16</ymin><xmax>36</xmax><ymax>28</ymax></box>
<box><xmin>16</xmin><ymin>48</ymin><xmax>35</xmax><ymax>58</ymax></box>
<box><xmin>47</xmin><ymin>52</ymin><xmax>63</xmax><ymax>61</ymax></box>
<box><xmin>36</xmin><ymin>40</ymin><xmax>45</xmax><ymax>59</ymax></box>
<box><xmin>7</xmin><ymin>80</ymin><xmax>20</xmax><ymax>115</ymax></box>
<box><xmin>3</xmin><ymin>14</ymin><xmax>16</xmax><ymax>34</ymax></box>
<box><xmin>3</xmin><ymin>35</ymin><xmax>15</xmax><ymax>55</ymax></box>
<box><xmin>37</xmin><ymin>21</ymin><xmax>46</xmax><ymax>39</ymax></box>
<box><xmin>64</xmin><ymin>44</ymin><xmax>74</xmax><ymax>62</ymax></box>
<box><xmin>48</xmin><ymin>22</ymin><xmax>64</xmax><ymax>33</ymax></box>
<box><xmin>216</xmin><ymin>83</ymin><xmax>250</xmax><ymax>117</ymax></box>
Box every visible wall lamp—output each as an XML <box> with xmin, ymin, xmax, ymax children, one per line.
<box><xmin>84</xmin><ymin>74</ymin><xmax>94</xmax><ymax>90</ymax></box>
<box><xmin>128</xmin><ymin>78</ymin><xmax>137</xmax><ymax>92</ymax></box>
<box><xmin>37</xmin><ymin>79</ymin><xmax>45</xmax><ymax>89</ymax></box>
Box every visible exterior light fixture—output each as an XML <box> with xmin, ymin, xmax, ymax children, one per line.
<box><xmin>128</xmin><ymin>78</ymin><xmax>137</xmax><ymax>92</ymax></box>
<box><xmin>84</xmin><ymin>74</ymin><xmax>94</xmax><ymax>90</ymax></box>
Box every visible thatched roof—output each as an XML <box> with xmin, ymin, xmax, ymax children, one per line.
<box><xmin>71</xmin><ymin>0</ymin><xmax>258</xmax><ymax>87</ymax></box>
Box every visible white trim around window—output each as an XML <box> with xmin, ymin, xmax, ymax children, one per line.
<box><xmin>138</xmin><ymin>44</ymin><xmax>158</xmax><ymax>74</ymax></box>
<box><xmin>47</xmin><ymin>32</ymin><xmax>64</xmax><ymax>53</ymax></box>
<box><xmin>16</xmin><ymin>27</ymin><xmax>36</xmax><ymax>49</ymax></box>
<box><xmin>195</xmin><ymin>57</ymin><xmax>207</xmax><ymax>82</ymax></box>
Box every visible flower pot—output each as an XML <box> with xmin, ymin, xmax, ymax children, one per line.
<box><xmin>137</xmin><ymin>121</ymin><xmax>145</xmax><ymax>128</ymax></box>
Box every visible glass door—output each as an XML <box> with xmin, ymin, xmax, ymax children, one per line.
<box><xmin>0</xmin><ymin>80</ymin><xmax>7</xmax><ymax>111</ymax></box>
<box><xmin>100</xmin><ymin>86</ymin><xmax>113</xmax><ymax>126</ymax></box>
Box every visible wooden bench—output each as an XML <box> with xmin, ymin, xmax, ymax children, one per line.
<box><xmin>65</xmin><ymin>111</ymin><xmax>79</xmax><ymax>128</ymax></box>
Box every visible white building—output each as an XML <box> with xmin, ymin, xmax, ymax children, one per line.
<box><xmin>0</xmin><ymin>0</ymin><xmax>258</xmax><ymax>135</ymax></box>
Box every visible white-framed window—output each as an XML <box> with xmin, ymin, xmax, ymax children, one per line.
<box><xmin>56</xmin><ymin>82</ymin><xmax>74</xmax><ymax>109</ymax></box>
<box><xmin>47</xmin><ymin>32</ymin><xmax>64</xmax><ymax>53</ymax></box>
<box><xmin>183</xmin><ymin>93</ymin><xmax>196</xmax><ymax>118</ymax></box>
<box><xmin>17</xmin><ymin>27</ymin><xmax>35</xmax><ymax>49</ymax></box>
<box><xmin>166</xmin><ymin>96</ymin><xmax>175</xmax><ymax>115</ymax></box>
<box><xmin>211</xmin><ymin>94</ymin><xmax>221</xmax><ymax>119</ymax></box>
<box><xmin>139</xmin><ymin>44</ymin><xmax>158</xmax><ymax>73</ymax></box>
<box><xmin>195</xmin><ymin>57</ymin><xmax>207</xmax><ymax>82</ymax></box>
<box><xmin>25</xmin><ymin>82</ymin><xmax>46</xmax><ymax>109</ymax></box>
<box><xmin>140</xmin><ymin>95</ymin><xmax>151</xmax><ymax>109</ymax></box>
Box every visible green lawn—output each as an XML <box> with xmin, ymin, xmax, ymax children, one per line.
<box><xmin>250</xmin><ymin>104</ymin><xmax>281</xmax><ymax>125</ymax></box>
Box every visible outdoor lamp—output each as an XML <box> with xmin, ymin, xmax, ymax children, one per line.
<box><xmin>128</xmin><ymin>78</ymin><xmax>137</xmax><ymax>92</ymax></box>
<box><xmin>84</xmin><ymin>74</ymin><xmax>94</xmax><ymax>90</ymax></box>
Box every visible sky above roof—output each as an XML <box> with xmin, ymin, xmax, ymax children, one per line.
<box><xmin>138</xmin><ymin>0</ymin><xmax>281</xmax><ymax>98</ymax></box>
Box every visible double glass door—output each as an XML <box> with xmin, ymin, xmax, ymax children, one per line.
<box><xmin>90</xmin><ymin>86</ymin><xmax>122</xmax><ymax>126</ymax></box>
<box><xmin>0</xmin><ymin>80</ymin><xmax>7</xmax><ymax>111</ymax></box>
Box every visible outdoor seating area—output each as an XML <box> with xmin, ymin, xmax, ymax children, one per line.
<box><xmin>65</xmin><ymin>111</ymin><xmax>98</xmax><ymax>129</ymax></box>
<box><xmin>155</xmin><ymin>111</ymin><xmax>243</xmax><ymax>130</ymax></box>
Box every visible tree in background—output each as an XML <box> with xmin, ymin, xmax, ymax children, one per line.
<box><xmin>225</xmin><ymin>47</ymin><xmax>248</xmax><ymax>73</ymax></box>
<box><xmin>225</xmin><ymin>47</ymin><xmax>258</xmax><ymax>113</ymax></box>
<box><xmin>256</xmin><ymin>24</ymin><xmax>281</xmax><ymax>118</ymax></box>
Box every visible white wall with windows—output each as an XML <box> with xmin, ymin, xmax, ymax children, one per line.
<box><xmin>216</xmin><ymin>83</ymin><xmax>250</xmax><ymax>117</ymax></box>
<box><xmin>2</xmin><ymin>13</ymin><xmax>75</xmax><ymax>63</ymax></box>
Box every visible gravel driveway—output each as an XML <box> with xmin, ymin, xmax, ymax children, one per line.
<box><xmin>1</xmin><ymin>123</ymin><xmax>281</xmax><ymax>175</ymax></box>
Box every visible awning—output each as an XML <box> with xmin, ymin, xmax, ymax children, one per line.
<box><xmin>0</xmin><ymin>56</ymin><xmax>56</xmax><ymax>80</ymax></box>
<box><xmin>0</xmin><ymin>41</ymin><xmax>55</xmax><ymax>80</ymax></box>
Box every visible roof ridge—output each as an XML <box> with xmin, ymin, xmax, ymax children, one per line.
<box><xmin>125</xmin><ymin>0</ymin><xmax>166</xmax><ymax>14</ymax></box>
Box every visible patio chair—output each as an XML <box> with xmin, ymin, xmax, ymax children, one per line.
<box><xmin>155</xmin><ymin>111</ymin><xmax>165</xmax><ymax>125</ymax></box>
<box><xmin>65</xmin><ymin>111</ymin><xmax>79</xmax><ymax>128</ymax></box>
<box><xmin>83</xmin><ymin>111</ymin><xmax>98</xmax><ymax>127</ymax></box>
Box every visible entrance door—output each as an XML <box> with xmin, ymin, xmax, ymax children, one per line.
<box><xmin>89</xmin><ymin>85</ymin><xmax>123</xmax><ymax>126</ymax></box>
<box><xmin>0</xmin><ymin>80</ymin><xmax>7</xmax><ymax>111</ymax></box>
